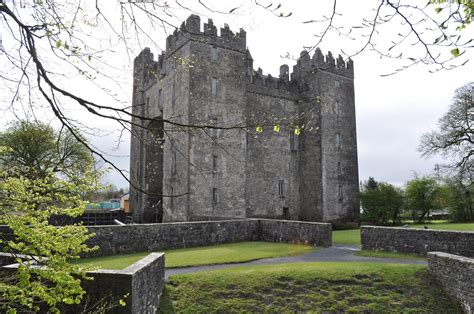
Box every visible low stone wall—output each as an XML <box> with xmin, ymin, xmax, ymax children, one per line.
<box><xmin>1</xmin><ymin>253</ymin><xmax>165</xmax><ymax>314</ymax></box>
<box><xmin>259</xmin><ymin>219</ymin><xmax>332</xmax><ymax>247</ymax></box>
<box><xmin>85</xmin><ymin>219</ymin><xmax>332</xmax><ymax>257</ymax></box>
<box><xmin>428</xmin><ymin>252</ymin><xmax>474</xmax><ymax>313</ymax></box>
<box><xmin>86</xmin><ymin>220</ymin><xmax>260</xmax><ymax>257</ymax></box>
<box><xmin>361</xmin><ymin>226</ymin><xmax>474</xmax><ymax>257</ymax></box>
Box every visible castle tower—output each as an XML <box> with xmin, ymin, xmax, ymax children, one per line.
<box><xmin>130</xmin><ymin>48</ymin><xmax>164</xmax><ymax>223</ymax></box>
<box><xmin>292</xmin><ymin>48</ymin><xmax>359</xmax><ymax>222</ymax></box>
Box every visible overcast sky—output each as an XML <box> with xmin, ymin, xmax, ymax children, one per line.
<box><xmin>1</xmin><ymin>1</ymin><xmax>472</xmax><ymax>189</ymax></box>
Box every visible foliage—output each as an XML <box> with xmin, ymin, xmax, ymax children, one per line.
<box><xmin>0</xmin><ymin>170</ymin><xmax>100</xmax><ymax>313</ymax></box>
<box><xmin>159</xmin><ymin>262</ymin><xmax>460</xmax><ymax>313</ymax></box>
<box><xmin>443</xmin><ymin>176</ymin><xmax>473</xmax><ymax>222</ymax></box>
<box><xmin>0</xmin><ymin>120</ymin><xmax>95</xmax><ymax>181</ymax></box>
<box><xmin>72</xmin><ymin>241</ymin><xmax>316</xmax><ymax>270</ymax></box>
<box><xmin>420</xmin><ymin>82</ymin><xmax>473</xmax><ymax>178</ymax></box>
<box><xmin>405</xmin><ymin>176</ymin><xmax>442</xmax><ymax>223</ymax></box>
<box><xmin>359</xmin><ymin>178</ymin><xmax>404</xmax><ymax>224</ymax></box>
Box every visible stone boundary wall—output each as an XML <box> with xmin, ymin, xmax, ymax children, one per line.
<box><xmin>428</xmin><ymin>252</ymin><xmax>473</xmax><ymax>313</ymax></box>
<box><xmin>259</xmin><ymin>219</ymin><xmax>332</xmax><ymax>247</ymax></box>
<box><xmin>86</xmin><ymin>220</ymin><xmax>260</xmax><ymax>257</ymax></box>
<box><xmin>361</xmin><ymin>226</ymin><xmax>474</xmax><ymax>257</ymax></box>
<box><xmin>85</xmin><ymin>219</ymin><xmax>332</xmax><ymax>257</ymax></box>
<box><xmin>1</xmin><ymin>253</ymin><xmax>165</xmax><ymax>314</ymax></box>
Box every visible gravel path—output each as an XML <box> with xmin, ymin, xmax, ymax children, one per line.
<box><xmin>165</xmin><ymin>244</ymin><xmax>427</xmax><ymax>279</ymax></box>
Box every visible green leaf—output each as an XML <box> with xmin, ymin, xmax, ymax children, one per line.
<box><xmin>273</xmin><ymin>124</ymin><xmax>281</xmax><ymax>133</ymax></box>
<box><xmin>316</xmin><ymin>96</ymin><xmax>321</xmax><ymax>103</ymax></box>
<box><xmin>55</xmin><ymin>40</ymin><xmax>62</xmax><ymax>48</ymax></box>
<box><xmin>434</xmin><ymin>7</ymin><xmax>443</xmax><ymax>13</ymax></box>
<box><xmin>256</xmin><ymin>126</ymin><xmax>263</xmax><ymax>133</ymax></box>
<box><xmin>294</xmin><ymin>127</ymin><xmax>301</xmax><ymax>135</ymax></box>
<box><xmin>451</xmin><ymin>48</ymin><xmax>460</xmax><ymax>57</ymax></box>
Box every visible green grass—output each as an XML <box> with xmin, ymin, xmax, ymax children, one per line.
<box><xmin>332</xmin><ymin>222</ymin><xmax>474</xmax><ymax>245</ymax></box>
<box><xmin>72</xmin><ymin>241</ymin><xmax>316</xmax><ymax>270</ymax></box>
<box><xmin>410</xmin><ymin>222</ymin><xmax>474</xmax><ymax>231</ymax></box>
<box><xmin>332</xmin><ymin>229</ymin><xmax>361</xmax><ymax>245</ymax></box>
<box><xmin>355</xmin><ymin>250</ymin><xmax>426</xmax><ymax>261</ymax></box>
<box><xmin>159</xmin><ymin>262</ymin><xmax>461</xmax><ymax>313</ymax></box>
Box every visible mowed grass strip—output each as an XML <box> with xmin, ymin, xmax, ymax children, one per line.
<box><xmin>159</xmin><ymin>262</ymin><xmax>461</xmax><ymax>313</ymax></box>
<box><xmin>354</xmin><ymin>250</ymin><xmax>426</xmax><ymax>261</ymax></box>
<box><xmin>71</xmin><ymin>241</ymin><xmax>316</xmax><ymax>269</ymax></box>
<box><xmin>332</xmin><ymin>222</ymin><xmax>474</xmax><ymax>245</ymax></box>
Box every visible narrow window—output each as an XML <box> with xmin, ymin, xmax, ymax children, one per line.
<box><xmin>337</xmin><ymin>162</ymin><xmax>342</xmax><ymax>174</ymax></box>
<box><xmin>335</xmin><ymin>80</ymin><xmax>341</xmax><ymax>88</ymax></box>
<box><xmin>146</xmin><ymin>97</ymin><xmax>150</xmax><ymax>106</ymax></box>
<box><xmin>172</xmin><ymin>82</ymin><xmax>176</xmax><ymax>104</ymax></box>
<box><xmin>212</xmin><ymin>155</ymin><xmax>218</xmax><ymax>172</ymax></box>
<box><xmin>282</xmin><ymin>207</ymin><xmax>289</xmax><ymax>220</ymax></box>
<box><xmin>289</xmin><ymin>131</ymin><xmax>297</xmax><ymax>152</ymax></box>
<box><xmin>158</xmin><ymin>89</ymin><xmax>162</xmax><ymax>106</ymax></box>
<box><xmin>171</xmin><ymin>151</ymin><xmax>177</xmax><ymax>175</ymax></box>
<box><xmin>212</xmin><ymin>188</ymin><xmax>218</xmax><ymax>204</ymax></box>
<box><xmin>278</xmin><ymin>180</ymin><xmax>285</xmax><ymax>197</ymax></box>
<box><xmin>336</xmin><ymin>133</ymin><xmax>341</xmax><ymax>149</ymax></box>
<box><xmin>211</xmin><ymin>46</ymin><xmax>218</xmax><ymax>61</ymax></box>
<box><xmin>338</xmin><ymin>185</ymin><xmax>343</xmax><ymax>200</ymax></box>
<box><xmin>212</xmin><ymin>77</ymin><xmax>218</xmax><ymax>96</ymax></box>
<box><xmin>335</xmin><ymin>101</ymin><xmax>340</xmax><ymax>116</ymax></box>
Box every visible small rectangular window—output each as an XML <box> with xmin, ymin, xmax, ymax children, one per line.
<box><xmin>211</xmin><ymin>46</ymin><xmax>218</xmax><ymax>61</ymax></box>
<box><xmin>172</xmin><ymin>82</ymin><xmax>176</xmax><ymax>104</ymax></box>
<box><xmin>289</xmin><ymin>131</ymin><xmax>297</xmax><ymax>152</ymax></box>
<box><xmin>335</xmin><ymin>80</ymin><xmax>341</xmax><ymax>88</ymax></box>
<box><xmin>212</xmin><ymin>188</ymin><xmax>218</xmax><ymax>204</ymax></box>
<box><xmin>146</xmin><ymin>97</ymin><xmax>150</xmax><ymax>106</ymax></box>
<box><xmin>336</xmin><ymin>133</ymin><xmax>342</xmax><ymax>149</ymax></box>
<box><xmin>171</xmin><ymin>151</ymin><xmax>177</xmax><ymax>175</ymax></box>
<box><xmin>338</xmin><ymin>185</ymin><xmax>343</xmax><ymax>200</ymax></box>
<box><xmin>337</xmin><ymin>162</ymin><xmax>342</xmax><ymax>174</ymax></box>
<box><xmin>212</xmin><ymin>77</ymin><xmax>218</xmax><ymax>96</ymax></box>
<box><xmin>212</xmin><ymin>155</ymin><xmax>218</xmax><ymax>172</ymax></box>
<box><xmin>158</xmin><ymin>89</ymin><xmax>162</xmax><ymax>106</ymax></box>
<box><xmin>278</xmin><ymin>180</ymin><xmax>285</xmax><ymax>197</ymax></box>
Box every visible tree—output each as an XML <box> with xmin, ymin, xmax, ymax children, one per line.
<box><xmin>0</xmin><ymin>171</ymin><xmax>100</xmax><ymax>313</ymax></box>
<box><xmin>420</xmin><ymin>82</ymin><xmax>473</xmax><ymax>178</ymax></box>
<box><xmin>405</xmin><ymin>176</ymin><xmax>441</xmax><ymax>223</ymax></box>
<box><xmin>0</xmin><ymin>121</ymin><xmax>104</xmax><ymax>312</ymax></box>
<box><xmin>0</xmin><ymin>0</ymin><xmax>473</xmax><ymax>190</ymax></box>
<box><xmin>360</xmin><ymin>178</ymin><xmax>404</xmax><ymax>224</ymax></box>
<box><xmin>443</xmin><ymin>175</ymin><xmax>473</xmax><ymax>222</ymax></box>
<box><xmin>0</xmin><ymin>120</ymin><xmax>95</xmax><ymax>181</ymax></box>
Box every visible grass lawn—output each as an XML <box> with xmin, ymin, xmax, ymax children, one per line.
<box><xmin>159</xmin><ymin>262</ymin><xmax>461</xmax><ymax>313</ymax></box>
<box><xmin>355</xmin><ymin>250</ymin><xmax>426</xmax><ymax>261</ymax></box>
<box><xmin>332</xmin><ymin>229</ymin><xmax>361</xmax><ymax>245</ymax></box>
<box><xmin>332</xmin><ymin>221</ymin><xmax>474</xmax><ymax>245</ymax></box>
<box><xmin>72</xmin><ymin>241</ymin><xmax>316</xmax><ymax>269</ymax></box>
<box><xmin>410</xmin><ymin>222</ymin><xmax>474</xmax><ymax>231</ymax></box>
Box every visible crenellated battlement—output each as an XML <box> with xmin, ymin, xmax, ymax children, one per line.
<box><xmin>166</xmin><ymin>15</ymin><xmax>246</xmax><ymax>54</ymax></box>
<box><xmin>247</xmin><ymin>66</ymin><xmax>298</xmax><ymax>99</ymax></box>
<box><xmin>292</xmin><ymin>48</ymin><xmax>354</xmax><ymax>79</ymax></box>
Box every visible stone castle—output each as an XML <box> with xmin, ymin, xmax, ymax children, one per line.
<box><xmin>130</xmin><ymin>15</ymin><xmax>359</xmax><ymax>224</ymax></box>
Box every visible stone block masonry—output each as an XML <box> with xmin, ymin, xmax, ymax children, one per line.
<box><xmin>361</xmin><ymin>226</ymin><xmax>474</xmax><ymax>257</ymax></box>
<box><xmin>85</xmin><ymin>219</ymin><xmax>332</xmax><ymax>257</ymax></box>
<box><xmin>428</xmin><ymin>252</ymin><xmax>474</xmax><ymax>313</ymax></box>
<box><xmin>1</xmin><ymin>253</ymin><xmax>165</xmax><ymax>314</ymax></box>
